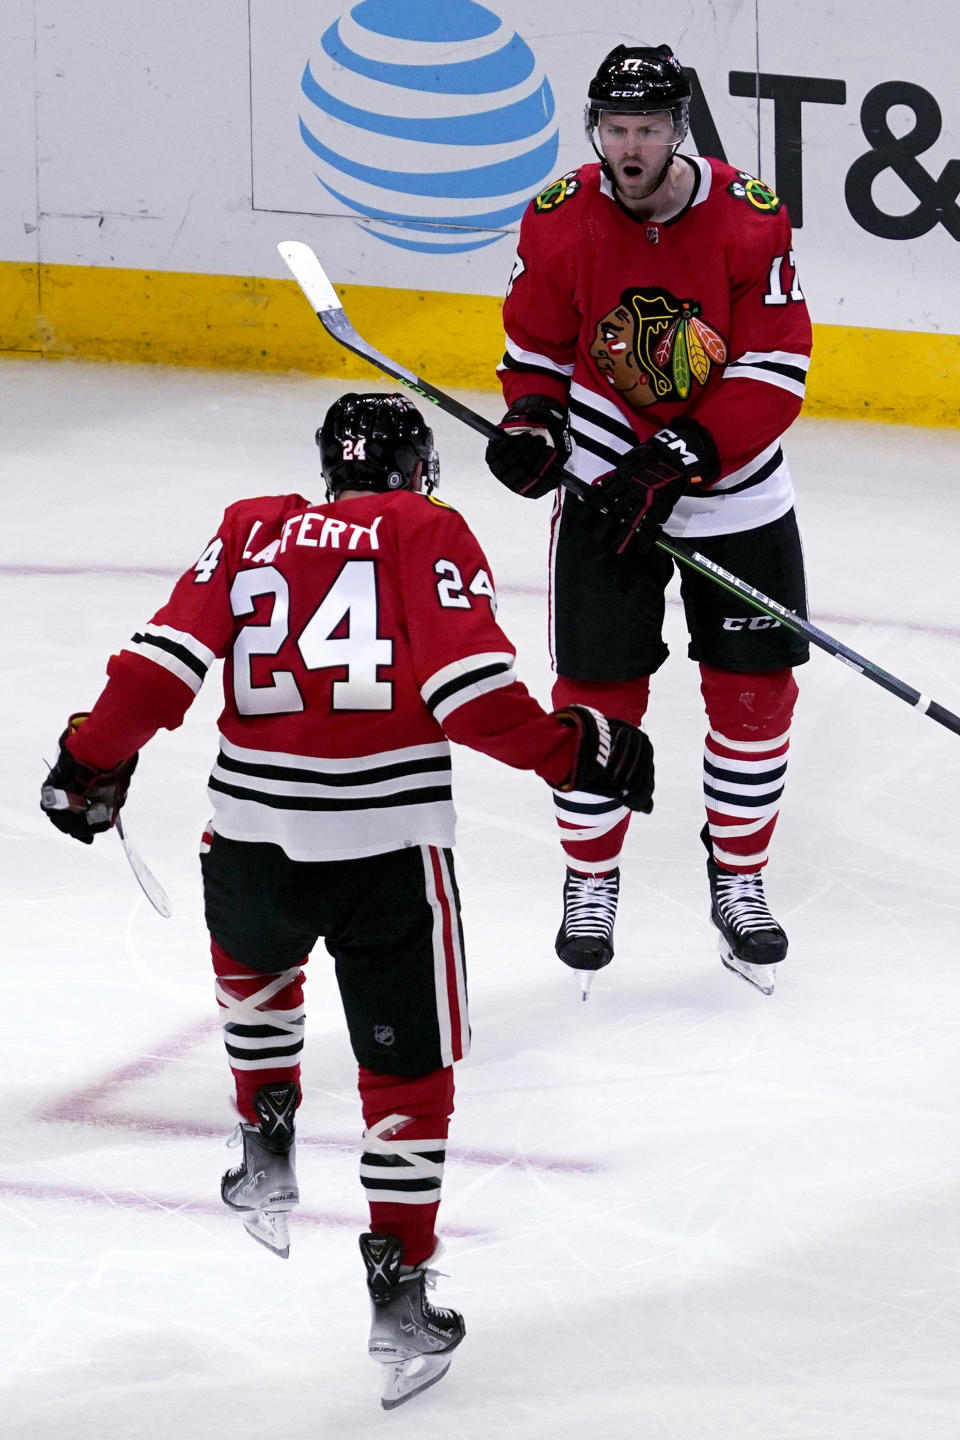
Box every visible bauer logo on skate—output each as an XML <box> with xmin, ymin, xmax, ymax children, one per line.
<box><xmin>297</xmin><ymin>0</ymin><xmax>559</xmax><ymax>253</ymax></box>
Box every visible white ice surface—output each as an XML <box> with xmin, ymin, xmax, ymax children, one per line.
<box><xmin>2</xmin><ymin>355</ymin><xmax>959</xmax><ymax>1439</ymax></box>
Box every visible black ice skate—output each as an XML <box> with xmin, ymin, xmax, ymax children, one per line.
<box><xmin>359</xmin><ymin>1232</ymin><xmax>465</xmax><ymax>1410</ymax></box>
<box><xmin>221</xmin><ymin>1081</ymin><xmax>299</xmax><ymax>1258</ymax></box>
<box><xmin>707</xmin><ymin>855</ymin><xmax>787</xmax><ymax>996</ymax></box>
<box><xmin>555</xmin><ymin>867</ymin><xmax>620</xmax><ymax>999</ymax></box>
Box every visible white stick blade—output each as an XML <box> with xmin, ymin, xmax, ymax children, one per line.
<box><xmin>116</xmin><ymin>819</ymin><xmax>172</xmax><ymax>918</ymax></box>
<box><xmin>277</xmin><ymin>241</ymin><xmax>340</xmax><ymax>315</ymax></box>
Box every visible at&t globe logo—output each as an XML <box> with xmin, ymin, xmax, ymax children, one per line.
<box><xmin>299</xmin><ymin>0</ymin><xmax>559</xmax><ymax>253</ymax></box>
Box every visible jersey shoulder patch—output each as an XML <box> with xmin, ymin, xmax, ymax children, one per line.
<box><xmin>425</xmin><ymin>492</ymin><xmax>458</xmax><ymax>512</ymax></box>
<box><xmin>533</xmin><ymin>169</ymin><xmax>584</xmax><ymax>214</ymax></box>
<box><xmin>725</xmin><ymin>170</ymin><xmax>782</xmax><ymax>215</ymax></box>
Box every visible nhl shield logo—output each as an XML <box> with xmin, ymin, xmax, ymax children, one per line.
<box><xmin>374</xmin><ymin>1024</ymin><xmax>395</xmax><ymax>1047</ymax></box>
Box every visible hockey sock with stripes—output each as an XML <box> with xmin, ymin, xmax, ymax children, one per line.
<box><xmin>699</xmin><ymin>665</ymin><xmax>798</xmax><ymax>872</ymax></box>
<box><xmin>550</xmin><ymin>675</ymin><xmax>650</xmax><ymax>871</ymax></box>
<box><xmin>358</xmin><ymin>1065</ymin><xmax>455</xmax><ymax>1269</ymax></box>
<box><xmin>212</xmin><ymin>941</ymin><xmax>306</xmax><ymax>1125</ymax></box>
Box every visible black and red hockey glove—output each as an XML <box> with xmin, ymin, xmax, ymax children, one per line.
<box><xmin>40</xmin><ymin>713</ymin><xmax>138</xmax><ymax>844</ymax></box>
<box><xmin>594</xmin><ymin>420</ymin><xmax>720</xmax><ymax>555</ymax></box>
<box><xmin>554</xmin><ymin>705</ymin><xmax>654</xmax><ymax>813</ymax></box>
<box><xmin>485</xmin><ymin>394</ymin><xmax>571</xmax><ymax>498</ymax></box>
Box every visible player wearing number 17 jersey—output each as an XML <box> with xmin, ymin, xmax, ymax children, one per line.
<box><xmin>39</xmin><ymin>392</ymin><xmax>655</xmax><ymax>1409</ymax></box>
<box><xmin>485</xmin><ymin>43</ymin><xmax>814</xmax><ymax>997</ymax></box>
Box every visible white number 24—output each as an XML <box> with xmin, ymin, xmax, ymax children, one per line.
<box><xmin>229</xmin><ymin>561</ymin><xmax>393</xmax><ymax>715</ymax></box>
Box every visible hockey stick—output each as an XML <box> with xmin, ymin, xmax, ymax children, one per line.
<box><xmin>116</xmin><ymin>816</ymin><xmax>172</xmax><ymax>918</ymax></box>
<box><xmin>41</xmin><ymin>769</ymin><xmax>172</xmax><ymax>917</ymax></box>
<box><xmin>278</xmin><ymin>240</ymin><xmax>960</xmax><ymax>739</ymax></box>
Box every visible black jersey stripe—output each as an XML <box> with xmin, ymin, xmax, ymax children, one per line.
<box><xmin>131</xmin><ymin>631</ymin><xmax>209</xmax><ymax>681</ymax></box>
<box><xmin>568</xmin><ymin>426</ymin><xmax>622</xmax><ymax>467</ymax></box>
<box><xmin>498</xmin><ymin>352</ymin><xmax>571</xmax><ymax>383</ymax></box>
<box><xmin>424</xmin><ymin>660</ymin><xmax>513</xmax><ymax>714</ymax></box>
<box><xmin>727</xmin><ymin>358</ymin><xmax>808</xmax><ymax>385</ymax></box>
<box><xmin>568</xmin><ymin>395</ymin><xmax>637</xmax><ymax>446</ymax></box>
<box><xmin>208</xmin><ymin>776</ymin><xmax>453</xmax><ymax>812</ymax></box>
<box><xmin>716</xmin><ymin>447</ymin><xmax>785</xmax><ymax>495</ymax></box>
<box><xmin>215</xmin><ymin>750</ymin><xmax>451</xmax><ymax>788</ymax></box>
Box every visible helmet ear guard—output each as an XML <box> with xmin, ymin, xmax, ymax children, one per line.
<box><xmin>316</xmin><ymin>392</ymin><xmax>439</xmax><ymax>500</ymax></box>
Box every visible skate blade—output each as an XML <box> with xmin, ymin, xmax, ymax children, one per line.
<box><xmin>577</xmin><ymin>970</ymin><xmax>595</xmax><ymax>1001</ymax></box>
<box><xmin>720</xmin><ymin>945</ymin><xmax>777</xmax><ymax>996</ymax></box>
<box><xmin>240</xmin><ymin>1209</ymin><xmax>291</xmax><ymax>1259</ymax></box>
<box><xmin>379</xmin><ymin>1353</ymin><xmax>452</xmax><ymax>1410</ymax></box>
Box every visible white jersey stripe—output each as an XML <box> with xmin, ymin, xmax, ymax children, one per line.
<box><xmin>723</xmin><ymin>363</ymin><xmax>807</xmax><ymax>399</ymax></box>
<box><xmin>421</xmin><ymin>651</ymin><xmax>517</xmax><ymax>725</ymax></box>
<box><xmin>500</xmin><ymin>336</ymin><xmax>575</xmax><ymax>378</ymax></box>
<box><xmin>132</xmin><ymin>644</ymin><xmax>206</xmax><ymax>694</ymax></box>
<box><xmin>730</xmin><ymin>350</ymin><xmax>810</xmax><ymax>371</ymax></box>
<box><xmin>217</xmin><ymin>733</ymin><xmax>450</xmax><ymax>774</ymax></box>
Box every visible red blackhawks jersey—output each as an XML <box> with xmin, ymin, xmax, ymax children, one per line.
<box><xmin>70</xmin><ymin>490</ymin><xmax>576</xmax><ymax>861</ymax></box>
<box><xmin>498</xmin><ymin>156</ymin><xmax>812</xmax><ymax>538</ymax></box>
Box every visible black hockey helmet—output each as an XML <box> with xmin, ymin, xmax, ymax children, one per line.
<box><xmin>316</xmin><ymin>392</ymin><xmax>439</xmax><ymax>500</ymax></box>
<box><xmin>585</xmin><ymin>44</ymin><xmax>690</xmax><ymax>147</ymax></box>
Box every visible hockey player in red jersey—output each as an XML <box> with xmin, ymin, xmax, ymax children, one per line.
<box><xmin>40</xmin><ymin>392</ymin><xmax>654</xmax><ymax>1409</ymax></box>
<box><xmin>485</xmin><ymin>43</ymin><xmax>813</xmax><ymax>997</ymax></box>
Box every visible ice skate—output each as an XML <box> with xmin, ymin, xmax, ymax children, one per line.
<box><xmin>707</xmin><ymin>856</ymin><xmax>786</xmax><ymax>996</ymax></box>
<box><xmin>555</xmin><ymin>867</ymin><xmax>620</xmax><ymax>998</ymax></box>
<box><xmin>359</xmin><ymin>1232</ymin><xmax>465</xmax><ymax>1410</ymax></box>
<box><xmin>221</xmin><ymin>1081</ymin><xmax>299</xmax><ymax>1258</ymax></box>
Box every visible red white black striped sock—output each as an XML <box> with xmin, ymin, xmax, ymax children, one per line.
<box><xmin>702</xmin><ymin>726</ymin><xmax>790</xmax><ymax>872</ymax></box>
<box><xmin>211</xmin><ymin>941</ymin><xmax>306</xmax><ymax>1125</ymax></box>
<box><xmin>358</xmin><ymin>1065</ymin><xmax>455</xmax><ymax>1269</ymax></box>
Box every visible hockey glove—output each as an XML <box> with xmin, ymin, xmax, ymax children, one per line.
<box><xmin>485</xmin><ymin>394</ymin><xmax>571</xmax><ymax>498</ymax></box>
<box><xmin>594</xmin><ymin>420</ymin><xmax>720</xmax><ymax>555</ymax></box>
<box><xmin>40</xmin><ymin>713</ymin><xmax>138</xmax><ymax>844</ymax></box>
<box><xmin>554</xmin><ymin>705</ymin><xmax>654</xmax><ymax>814</ymax></box>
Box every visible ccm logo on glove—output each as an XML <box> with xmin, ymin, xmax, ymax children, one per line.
<box><xmin>652</xmin><ymin>427</ymin><xmax>704</xmax><ymax>472</ymax></box>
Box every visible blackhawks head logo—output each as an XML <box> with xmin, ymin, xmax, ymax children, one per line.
<box><xmin>589</xmin><ymin>288</ymin><xmax>727</xmax><ymax>409</ymax></box>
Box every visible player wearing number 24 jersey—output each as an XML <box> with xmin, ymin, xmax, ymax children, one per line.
<box><xmin>40</xmin><ymin>393</ymin><xmax>656</xmax><ymax>1409</ymax></box>
<box><xmin>76</xmin><ymin>481</ymin><xmax>578</xmax><ymax>862</ymax></box>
